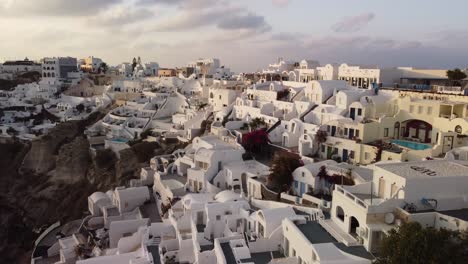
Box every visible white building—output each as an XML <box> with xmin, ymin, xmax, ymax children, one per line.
<box><xmin>0</xmin><ymin>58</ymin><xmax>41</xmax><ymax>74</ymax></box>
<box><xmin>338</xmin><ymin>64</ymin><xmax>380</xmax><ymax>89</ymax></box>
<box><xmin>41</xmin><ymin>57</ymin><xmax>78</xmax><ymax>84</ymax></box>
<box><xmin>79</xmin><ymin>56</ymin><xmax>104</xmax><ymax>73</ymax></box>
<box><xmin>329</xmin><ymin>160</ymin><xmax>468</xmax><ymax>253</ymax></box>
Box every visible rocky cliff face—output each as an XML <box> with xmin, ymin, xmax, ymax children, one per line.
<box><xmin>0</xmin><ymin>111</ymin><xmax>180</xmax><ymax>263</ymax></box>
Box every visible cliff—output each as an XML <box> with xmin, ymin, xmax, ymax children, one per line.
<box><xmin>0</xmin><ymin>111</ymin><xmax>182</xmax><ymax>263</ymax></box>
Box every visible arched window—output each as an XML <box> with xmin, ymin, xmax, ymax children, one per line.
<box><xmin>455</xmin><ymin>125</ymin><xmax>462</xmax><ymax>134</ymax></box>
<box><xmin>47</xmin><ymin>67</ymin><xmax>50</xmax><ymax>70</ymax></box>
<box><xmin>336</xmin><ymin>206</ymin><xmax>345</xmax><ymax>221</ymax></box>
<box><xmin>210</xmin><ymin>92</ymin><xmax>214</xmax><ymax>99</ymax></box>
<box><xmin>51</xmin><ymin>73</ymin><xmax>55</xmax><ymax>77</ymax></box>
<box><xmin>47</xmin><ymin>72</ymin><xmax>51</xmax><ymax>77</ymax></box>
<box><xmin>43</xmin><ymin>73</ymin><xmax>47</xmax><ymax>77</ymax></box>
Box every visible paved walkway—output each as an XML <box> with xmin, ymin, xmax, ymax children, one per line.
<box><xmin>320</xmin><ymin>219</ymin><xmax>359</xmax><ymax>246</ymax></box>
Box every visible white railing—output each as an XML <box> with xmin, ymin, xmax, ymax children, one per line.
<box><xmin>335</xmin><ymin>185</ymin><xmax>368</xmax><ymax>209</ymax></box>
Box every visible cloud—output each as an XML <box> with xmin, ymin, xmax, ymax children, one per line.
<box><xmin>272</xmin><ymin>0</ymin><xmax>291</xmax><ymax>7</ymax></box>
<box><xmin>332</xmin><ymin>12</ymin><xmax>375</xmax><ymax>33</ymax></box>
<box><xmin>270</xmin><ymin>32</ymin><xmax>304</xmax><ymax>41</ymax></box>
<box><xmin>0</xmin><ymin>0</ymin><xmax>122</xmax><ymax>16</ymax></box>
<box><xmin>217</xmin><ymin>13</ymin><xmax>270</xmax><ymax>31</ymax></box>
<box><xmin>137</xmin><ymin>0</ymin><xmax>219</xmax><ymax>9</ymax></box>
<box><xmin>150</xmin><ymin>3</ymin><xmax>271</xmax><ymax>36</ymax></box>
<box><xmin>87</xmin><ymin>6</ymin><xmax>153</xmax><ymax>27</ymax></box>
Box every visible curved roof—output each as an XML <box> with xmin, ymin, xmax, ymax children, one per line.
<box><xmin>181</xmin><ymin>79</ymin><xmax>202</xmax><ymax>92</ymax></box>
<box><xmin>259</xmin><ymin>207</ymin><xmax>296</xmax><ymax>222</ymax></box>
<box><xmin>89</xmin><ymin>192</ymin><xmax>110</xmax><ymax>203</ymax></box>
<box><xmin>215</xmin><ymin>190</ymin><xmax>243</xmax><ymax>203</ymax></box>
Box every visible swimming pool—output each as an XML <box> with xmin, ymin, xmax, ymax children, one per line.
<box><xmin>391</xmin><ymin>140</ymin><xmax>432</xmax><ymax>151</ymax></box>
<box><xmin>112</xmin><ymin>138</ymin><xmax>129</xmax><ymax>143</ymax></box>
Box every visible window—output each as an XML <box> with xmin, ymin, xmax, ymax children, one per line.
<box><xmin>336</xmin><ymin>206</ymin><xmax>345</xmax><ymax>221</ymax></box>
<box><xmin>285</xmin><ymin>124</ymin><xmax>288</xmax><ymax>129</ymax></box>
<box><xmin>418</xmin><ymin>106</ymin><xmax>423</xmax><ymax>114</ymax></box>
<box><xmin>355</xmin><ymin>130</ymin><xmax>360</xmax><ymax>137</ymax></box>
<box><xmin>327</xmin><ymin>125</ymin><xmax>331</xmax><ymax>132</ymax></box>
<box><xmin>304</xmin><ymin>135</ymin><xmax>307</xmax><ymax>140</ymax></box>
<box><xmin>365</xmin><ymin>152</ymin><xmax>370</xmax><ymax>160</ymax></box>
<box><xmin>216</xmin><ymin>215</ymin><xmax>221</xmax><ymax>220</ymax></box>
<box><xmin>357</xmin><ymin>108</ymin><xmax>362</xmax><ymax>116</ymax></box>
<box><xmin>284</xmin><ymin>238</ymin><xmax>289</xmax><ymax>257</ymax></box>
<box><xmin>302</xmin><ymin>172</ymin><xmax>305</xmax><ymax>177</ymax></box>
<box><xmin>321</xmin><ymin>144</ymin><xmax>325</xmax><ymax>153</ymax></box>
<box><xmin>410</xmin><ymin>105</ymin><xmax>414</xmax><ymax>113</ymax></box>
<box><xmin>384</xmin><ymin>128</ymin><xmax>389</xmax><ymax>137</ymax></box>
<box><xmin>427</xmin><ymin>107</ymin><xmax>432</xmax><ymax>115</ymax></box>
<box><xmin>344</xmin><ymin>128</ymin><xmax>348</xmax><ymax>135</ymax></box>
<box><xmin>304</xmin><ymin>129</ymin><xmax>307</xmax><ymax>134</ymax></box>
<box><xmin>455</xmin><ymin>125</ymin><xmax>462</xmax><ymax>134</ymax></box>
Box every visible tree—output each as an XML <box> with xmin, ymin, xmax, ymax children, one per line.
<box><xmin>242</xmin><ymin>129</ymin><xmax>270</xmax><ymax>154</ymax></box>
<box><xmin>99</xmin><ymin>62</ymin><xmax>109</xmax><ymax>74</ymax></box>
<box><xmin>268</xmin><ymin>152</ymin><xmax>303</xmax><ymax>192</ymax></box>
<box><xmin>375</xmin><ymin>222</ymin><xmax>468</xmax><ymax>264</ymax></box>
<box><xmin>313</xmin><ymin>130</ymin><xmax>328</xmax><ymax>155</ymax></box>
<box><xmin>447</xmin><ymin>68</ymin><xmax>467</xmax><ymax>86</ymax></box>
<box><xmin>197</xmin><ymin>103</ymin><xmax>208</xmax><ymax>111</ymax></box>
<box><xmin>76</xmin><ymin>104</ymin><xmax>85</xmax><ymax>113</ymax></box>
<box><xmin>249</xmin><ymin>117</ymin><xmax>267</xmax><ymax>130</ymax></box>
<box><xmin>132</xmin><ymin>57</ymin><xmax>137</xmax><ymax>71</ymax></box>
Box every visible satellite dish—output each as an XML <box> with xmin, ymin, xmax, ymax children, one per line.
<box><xmin>385</xmin><ymin>213</ymin><xmax>395</xmax><ymax>224</ymax></box>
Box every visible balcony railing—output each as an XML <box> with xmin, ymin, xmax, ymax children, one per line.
<box><xmin>335</xmin><ymin>185</ymin><xmax>368</xmax><ymax>209</ymax></box>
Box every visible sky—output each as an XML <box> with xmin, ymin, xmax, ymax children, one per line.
<box><xmin>1</xmin><ymin>0</ymin><xmax>468</xmax><ymax>72</ymax></box>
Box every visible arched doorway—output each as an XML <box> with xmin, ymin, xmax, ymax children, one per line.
<box><xmin>336</xmin><ymin>206</ymin><xmax>344</xmax><ymax>222</ymax></box>
<box><xmin>241</xmin><ymin>173</ymin><xmax>248</xmax><ymax>195</ymax></box>
<box><xmin>349</xmin><ymin>216</ymin><xmax>360</xmax><ymax>236</ymax></box>
<box><xmin>394</xmin><ymin>122</ymin><xmax>400</xmax><ymax>139</ymax></box>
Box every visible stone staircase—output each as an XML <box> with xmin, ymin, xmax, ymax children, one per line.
<box><xmin>148</xmin><ymin>237</ymin><xmax>161</xmax><ymax>246</ymax></box>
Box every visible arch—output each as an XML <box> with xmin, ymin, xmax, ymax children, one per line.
<box><xmin>282</xmin><ymin>135</ymin><xmax>289</xmax><ymax>147</ymax></box>
<box><xmin>47</xmin><ymin>72</ymin><xmax>51</xmax><ymax>77</ymax></box>
<box><xmin>401</xmin><ymin>119</ymin><xmax>433</xmax><ymax>143</ymax></box>
<box><xmin>288</xmin><ymin>71</ymin><xmax>297</xmax><ymax>82</ymax></box>
<box><xmin>241</xmin><ymin>173</ymin><xmax>248</xmax><ymax>195</ymax></box>
<box><xmin>349</xmin><ymin>216</ymin><xmax>360</xmax><ymax>235</ymax></box>
<box><xmin>336</xmin><ymin>206</ymin><xmax>344</xmax><ymax>221</ymax></box>
<box><xmin>394</xmin><ymin>122</ymin><xmax>400</xmax><ymax>139</ymax></box>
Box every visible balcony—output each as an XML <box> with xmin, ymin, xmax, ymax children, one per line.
<box><xmin>335</xmin><ymin>185</ymin><xmax>385</xmax><ymax>210</ymax></box>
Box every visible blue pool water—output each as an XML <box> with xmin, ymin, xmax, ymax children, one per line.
<box><xmin>391</xmin><ymin>140</ymin><xmax>432</xmax><ymax>150</ymax></box>
<box><xmin>112</xmin><ymin>138</ymin><xmax>129</xmax><ymax>143</ymax></box>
